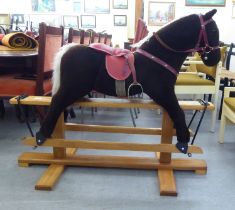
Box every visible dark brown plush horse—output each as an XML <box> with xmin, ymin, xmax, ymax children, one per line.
<box><xmin>36</xmin><ymin>9</ymin><xmax>221</xmax><ymax>154</ymax></box>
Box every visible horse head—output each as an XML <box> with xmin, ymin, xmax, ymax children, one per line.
<box><xmin>199</xmin><ymin>9</ymin><xmax>221</xmax><ymax>66</ymax></box>
<box><xmin>140</xmin><ymin>9</ymin><xmax>221</xmax><ymax>68</ymax></box>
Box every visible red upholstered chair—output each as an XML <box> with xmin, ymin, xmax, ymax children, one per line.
<box><xmin>105</xmin><ymin>34</ymin><xmax>112</xmax><ymax>46</ymax></box>
<box><xmin>99</xmin><ymin>33</ymin><xmax>106</xmax><ymax>44</ymax></box>
<box><xmin>0</xmin><ymin>22</ymin><xmax>64</xmax><ymax>118</ymax></box>
<box><xmin>68</xmin><ymin>28</ymin><xmax>84</xmax><ymax>44</ymax></box>
<box><xmin>83</xmin><ymin>31</ymin><xmax>91</xmax><ymax>45</ymax></box>
<box><xmin>91</xmin><ymin>31</ymin><xmax>99</xmax><ymax>43</ymax></box>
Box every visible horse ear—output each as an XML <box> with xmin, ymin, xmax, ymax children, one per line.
<box><xmin>204</xmin><ymin>9</ymin><xmax>217</xmax><ymax>20</ymax></box>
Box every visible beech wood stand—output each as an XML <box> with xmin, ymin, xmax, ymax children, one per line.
<box><xmin>10</xmin><ymin>96</ymin><xmax>214</xmax><ymax>196</ymax></box>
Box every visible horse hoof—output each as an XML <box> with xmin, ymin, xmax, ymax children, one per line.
<box><xmin>176</xmin><ymin>142</ymin><xmax>188</xmax><ymax>154</ymax></box>
<box><xmin>36</xmin><ymin>131</ymin><xmax>46</xmax><ymax>145</ymax></box>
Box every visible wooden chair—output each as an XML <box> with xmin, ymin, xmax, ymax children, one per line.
<box><xmin>105</xmin><ymin>34</ymin><xmax>112</xmax><ymax>46</ymax></box>
<box><xmin>68</xmin><ymin>28</ymin><xmax>84</xmax><ymax>44</ymax></box>
<box><xmin>218</xmin><ymin>43</ymin><xmax>235</xmax><ymax>119</ymax></box>
<box><xmin>99</xmin><ymin>33</ymin><xmax>106</xmax><ymax>44</ymax></box>
<box><xmin>0</xmin><ymin>22</ymin><xmax>64</xmax><ymax>118</ymax></box>
<box><xmin>90</xmin><ymin>31</ymin><xmax>99</xmax><ymax>43</ymax></box>
<box><xmin>83</xmin><ymin>30</ymin><xmax>91</xmax><ymax>45</ymax></box>
<box><xmin>175</xmin><ymin>51</ymin><xmax>224</xmax><ymax>132</ymax></box>
<box><xmin>219</xmin><ymin>87</ymin><xmax>235</xmax><ymax>143</ymax></box>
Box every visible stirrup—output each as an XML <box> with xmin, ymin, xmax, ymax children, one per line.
<box><xmin>127</xmin><ymin>82</ymin><xmax>143</xmax><ymax>98</ymax></box>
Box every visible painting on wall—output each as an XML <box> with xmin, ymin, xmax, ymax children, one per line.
<box><xmin>73</xmin><ymin>1</ymin><xmax>81</xmax><ymax>13</ymax></box>
<box><xmin>63</xmin><ymin>15</ymin><xmax>79</xmax><ymax>28</ymax></box>
<box><xmin>0</xmin><ymin>14</ymin><xmax>10</xmax><ymax>25</ymax></box>
<box><xmin>114</xmin><ymin>15</ymin><xmax>127</xmax><ymax>26</ymax></box>
<box><xmin>11</xmin><ymin>14</ymin><xmax>25</xmax><ymax>24</ymax></box>
<box><xmin>84</xmin><ymin>0</ymin><xmax>110</xmax><ymax>13</ymax></box>
<box><xmin>148</xmin><ymin>2</ymin><xmax>175</xmax><ymax>26</ymax></box>
<box><xmin>233</xmin><ymin>1</ymin><xmax>235</xmax><ymax>18</ymax></box>
<box><xmin>31</xmin><ymin>0</ymin><xmax>56</xmax><ymax>12</ymax></box>
<box><xmin>113</xmin><ymin>0</ymin><xmax>128</xmax><ymax>9</ymax></box>
<box><xmin>81</xmin><ymin>15</ymin><xmax>96</xmax><ymax>28</ymax></box>
<box><xmin>185</xmin><ymin>0</ymin><xmax>225</xmax><ymax>6</ymax></box>
<box><xmin>29</xmin><ymin>14</ymin><xmax>61</xmax><ymax>29</ymax></box>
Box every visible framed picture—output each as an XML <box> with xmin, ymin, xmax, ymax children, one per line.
<box><xmin>185</xmin><ymin>0</ymin><xmax>225</xmax><ymax>6</ymax></box>
<box><xmin>148</xmin><ymin>2</ymin><xmax>175</xmax><ymax>26</ymax></box>
<box><xmin>84</xmin><ymin>0</ymin><xmax>110</xmax><ymax>13</ymax></box>
<box><xmin>31</xmin><ymin>0</ymin><xmax>56</xmax><ymax>12</ymax></box>
<box><xmin>113</xmin><ymin>0</ymin><xmax>128</xmax><ymax>9</ymax></box>
<box><xmin>81</xmin><ymin>15</ymin><xmax>96</xmax><ymax>28</ymax></box>
<box><xmin>233</xmin><ymin>1</ymin><xmax>235</xmax><ymax>18</ymax></box>
<box><xmin>73</xmin><ymin>1</ymin><xmax>81</xmax><ymax>13</ymax></box>
<box><xmin>11</xmin><ymin>14</ymin><xmax>25</xmax><ymax>24</ymax></box>
<box><xmin>29</xmin><ymin>14</ymin><xmax>61</xmax><ymax>29</ymax></box>
<box><xmin>63</xmin><ymin>15</ymin><xmax>79</xmax><ymax>28</ymax></box>
<box><xmin>114</xmin><ymin>15</ymin><xmax>127</xmax><ymax>26</ymax></box>
<box><xmin>0</xmin><ymin>14</ymin><xmax>10</xmax><ymax>25</ymax></box>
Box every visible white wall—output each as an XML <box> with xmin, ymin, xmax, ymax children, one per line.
<box><xmin>1</xmin><ymin>0</ymin><xmax>235</xmax><ymax>68</ymax></box>
<box><xmin>0</xmin><ymin>0</ymin><xmax>134</xmax><ymax>48</ymax></box>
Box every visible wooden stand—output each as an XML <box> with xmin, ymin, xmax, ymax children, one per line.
<box><xmin>10</xmin><ymin>96</ymin><xmax>214</xmax><ymax>196</ymax></box>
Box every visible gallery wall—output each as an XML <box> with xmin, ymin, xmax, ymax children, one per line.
<box><xmin>1</xmin><ymin>0</ymin><xmax>235</xmax><ymax>69</ymax></box>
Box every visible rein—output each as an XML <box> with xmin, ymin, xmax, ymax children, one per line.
<box><xmin>135</xmin><ymin>48</ymin><xmax>178</xmax><ymax>76</ymax></box>
<box><xmin>153</xmin><ymin>15</ymin><xmax>219</xmax><ymax>55</ymax></box>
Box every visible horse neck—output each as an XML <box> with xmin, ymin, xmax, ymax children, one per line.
<box><xmin>139</xmin><ymin>36</ymin><xmax>188</xmax><ymax>72</ymax></box>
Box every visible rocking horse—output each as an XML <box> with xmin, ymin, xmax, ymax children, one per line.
<box><xmin>36</xmin><ymin>9</ymin><xmax>221</xmax><ymax>154</ymax></box>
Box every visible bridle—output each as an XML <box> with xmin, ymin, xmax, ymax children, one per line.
<box><xmin>153</xmin><ymin>14</ymin><xmax>220</xmax><ymax>60</ymax></box>
<box><xmin>135</xmin><ymin>14</ymin><xmax>220</xmax><ymax>77</ymax></box>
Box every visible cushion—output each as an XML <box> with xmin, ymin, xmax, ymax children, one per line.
<box><xmin>0</xmin><ymin>74</ymin><xmax>52</xmax><ymax>97</ymax></box>
<box><xmin>224</xmin><ymin>97</ymin><xmax>235</xmax><ymax>112</ymax></box>
<box><xmin>176</xmin><ymin>73</ymin><xmax>215</xmax><ymax>85</ymax></box>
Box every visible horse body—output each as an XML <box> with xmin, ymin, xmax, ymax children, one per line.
<box><xmin>36</xmin><ymin>10</ymin><xmax>221</xmax><ymax>153</ymax></box>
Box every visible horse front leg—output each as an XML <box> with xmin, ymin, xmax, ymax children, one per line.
<box><xmin>36</xmin><ymin>89</ymin><xmax>80</xmax><ymax>145</ymax></box>
<box><xmin>154</xmin><ymin>92</ymin><xmax>190</xmax><ymax>154</ymax></box>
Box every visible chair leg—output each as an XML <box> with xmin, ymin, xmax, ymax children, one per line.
<box><xmin>218</xmin><ymin>91</ymin><xmax>224</xmax><ymax>120</ymax></box>
<box><xmin>129</xmin><ymin>108</ymin><xmax>136</xmax><ymax>127</ymax></box>
<box><xmin>210</xmin><ymin>92</ymin><xmax>218</xmax><ymax>132</ymax></box>
<box><xmin>0</xmin><ymin>99</ymin><xmax>5</xmax><ymax>118</ymax></box>
<box><xmin>219</xmin><ymin>111</ymin><xmax>226</xmax><ymax>143</ymax></box>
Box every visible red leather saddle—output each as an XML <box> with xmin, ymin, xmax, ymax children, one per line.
<box><xmin>89</xmin><ymin>43</ymin><xmax>134</xmax><ymax>81</ymax></box>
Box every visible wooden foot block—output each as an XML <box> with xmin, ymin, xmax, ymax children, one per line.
<box><xmin>35</xmin><ymin>164</ymin><xmax>64</xmax><ymax>190</ymax></box>
<box><xmin>195</xmin><ymin>169</ymin><xmax>207</xmax><ymax>175</ymax></box>
<box><xmin>158</xmin><ymin>169</ymin><xmax>177</xmax><ymax>196</ymax></box>
<box><xmin>18</xmin><ymin>162</ymin><xmax>30</xmax><ymax>167</ymax></box>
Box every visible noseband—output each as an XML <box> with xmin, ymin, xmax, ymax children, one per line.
<box><xmin>154</xmin><ymin>14</ymin><xmax>220</xmax><ymax>59</ymax></box>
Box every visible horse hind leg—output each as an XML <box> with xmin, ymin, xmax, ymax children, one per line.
<box><xmin>36</xmin><ymin>89</ymin><xmax>83</xmax><ymax>145</ymax></box>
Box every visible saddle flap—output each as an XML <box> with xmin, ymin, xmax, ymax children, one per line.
<box><xmin>106</xmin><ymin>55</ymin><xmax>131</xmax><ymax>80</ymax></box>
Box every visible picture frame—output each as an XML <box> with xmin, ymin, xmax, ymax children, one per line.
<box><xmin>84</xmin><ymin>0</ymin><xmax>110</xmax><ymax>13</ymax></box>
<box><xmin>63</xmin><ymin>15</ymin><xmax>79</xmax><ymax>28</ymax></box>
<box><xmin>114</xmin><ymin>15</ymin><xmax>127</xmax><ymax>26</ymax></box>
<box><xmin>31</xmin><ymin>0</ymin><xmax>56</xmax><ymax>12</ymax></box>
<box><xmin>11</xmin><ymin>14</ymin><xmax>25</xmax><ymax>24</ymax></box>
<box><xmin>113</xmin><ymin>0</ymin><xmax>128</xmax><ymax>9</ymax></box>
<box><xmin>0</xmin><ymin>14</ymin><xmax>10</xmax><ymax>25</ymax></box>
<box><xmin>73</xmin><ymin>1</ymin><xmax>81</xmax><ymax>13</ymax></box>
<box><xmin>148</xmin><ymin>2</ymin><xmax>175</xmax><ymax>26</ymax></box>
<box><xmin>185</xmin><ymin>0</ymin><xmax>226</xmax><ymax>7</ymax></box>
<box><xmin>29</xmin><ymin>14</ymin><xmax>62</xmax><ymax>29</ymax></box>
<box><xmin>233</xmin><ymin>1</ymin><xmax>235</xmax><ymax>18</ymax></box>
<box><xmin>81</xmin><ymin>15</ymin><xmax>96</xmax><ymax>28</ymax></box>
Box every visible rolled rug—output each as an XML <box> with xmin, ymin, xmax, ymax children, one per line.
<box><xmin>1</xmin><ymin>32</ymin><xmax>38</xmax><ymax>50</ymax></box>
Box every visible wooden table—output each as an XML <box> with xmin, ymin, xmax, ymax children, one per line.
<box><xmin>0</xmin><ymin>50</ymin><xmax>38</xmax><ymax>74</ymax></box>
<box><xmin>0</xmin><ymin>50</ymin><xmax>38</xmax><ymax>117</ymax></box>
